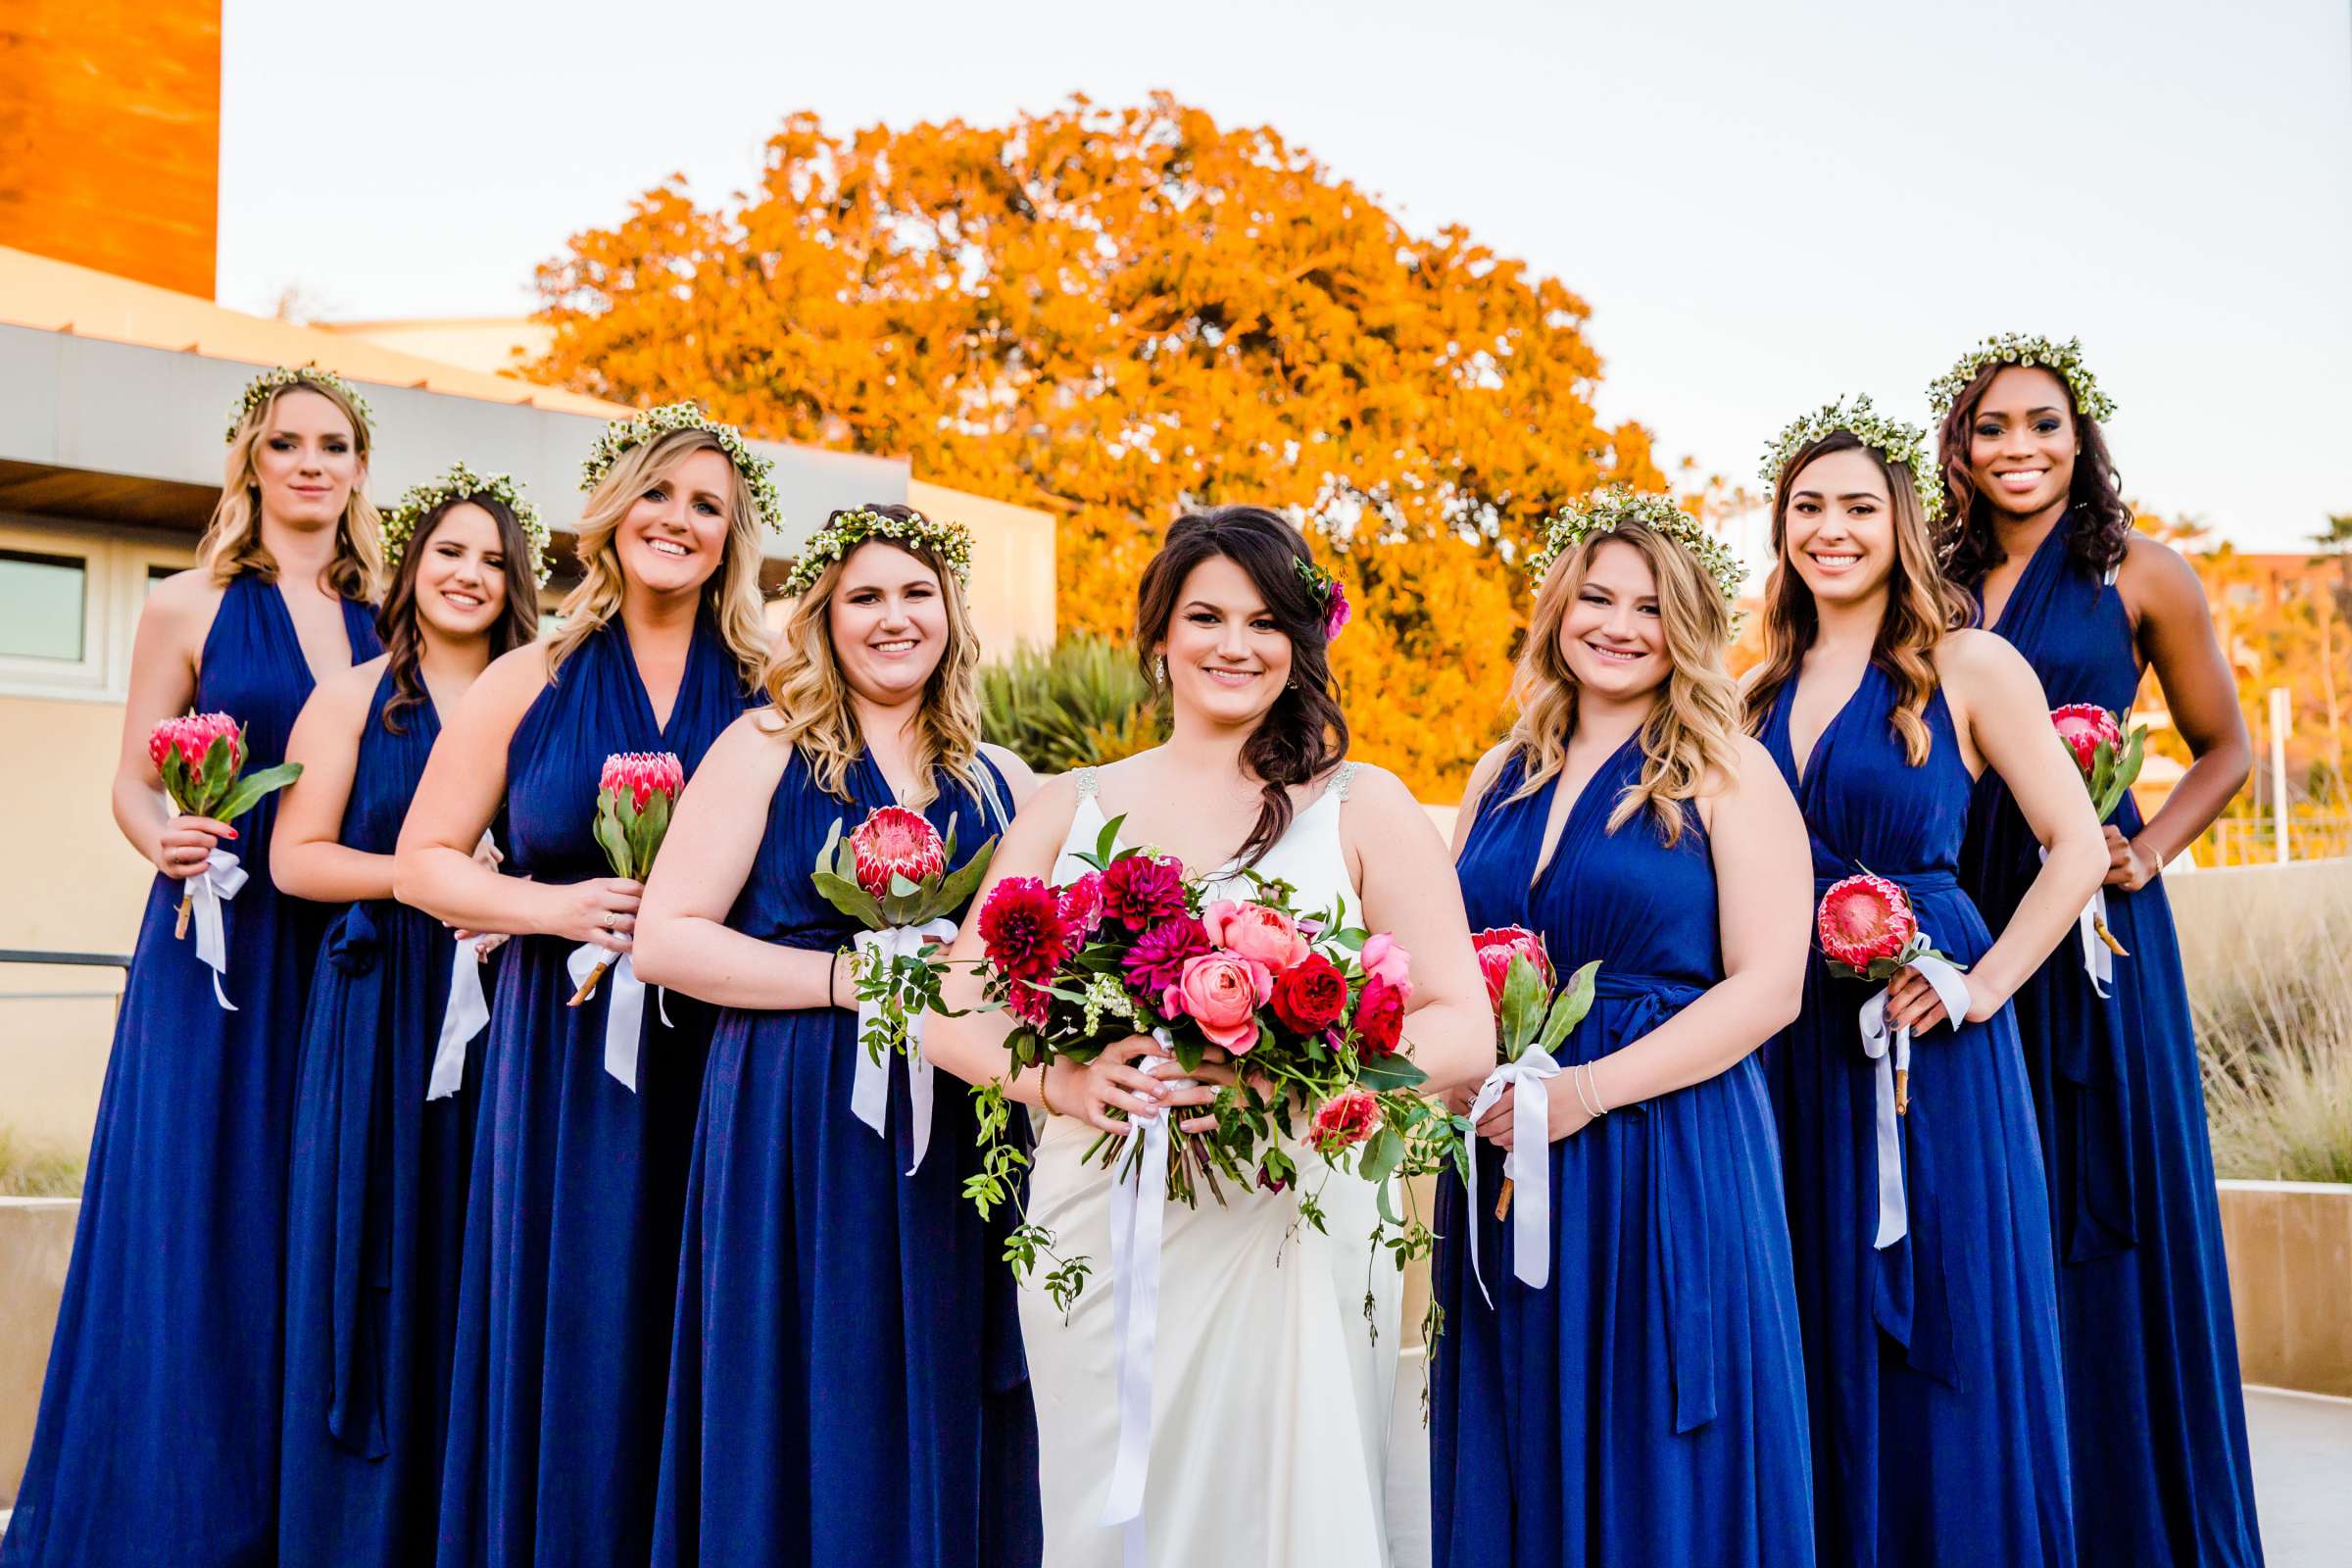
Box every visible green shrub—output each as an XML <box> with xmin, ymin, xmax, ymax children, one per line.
<box><xmin>0</xmin><ymin>1123</ymin><xmax>84</xmax><ymax>1198</ymax></box>
<box><xmin>2187</xmin><ymin>876</ymin><xmax>2352</xmax><ymax>1183</ymax></box>
<box><xmin>980</xmin><ymin>636</ymin><xmax>1163</xmax><ymax>775</ymax></box>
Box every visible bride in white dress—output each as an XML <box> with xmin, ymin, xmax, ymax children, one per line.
<box><xmin>929</xmin><ymin>507</ymin><xmax>1493</xmax><ymax>1567</ymax></box>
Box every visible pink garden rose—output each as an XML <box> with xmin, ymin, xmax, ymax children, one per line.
<box><xmin>1310</xmin><ymin>1089</ymin><xmax>1379</xmax><ymax>1154</ymax></box>
<box><xmin>1201</xmin><ymin>899</ymin><xmax>1310</xmax><ymax>971</ymax></box>
<box><xmin>1357</xmin><ymin>932</ymin><xmax>1413</xmax><ymax>996</ymax></box>
<box><xmin>1163</xmin><ymin>950</ymin><xmax>1275</xmax><ymax>1053</ymax></box>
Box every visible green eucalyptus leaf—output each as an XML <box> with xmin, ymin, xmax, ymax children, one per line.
<box><xmin>1353</xmin><ymin>1054</ymin><xmax>1428</xmax><ymax>1093</ymax></box>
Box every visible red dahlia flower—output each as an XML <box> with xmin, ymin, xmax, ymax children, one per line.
<box><xmin>977</xmin><ymin>876</ymin><xmax>1073</xmax><ymax>983</ymax></box>
<box><xmin>1122</xmin><ymin>914</ymin><xmax>1211</xmax><ymax>1000</ymax></box>
<box><xmin>1102</xmin><ymin>854</ymin><xmax>1188</xmax><ymax>932</ymax></box>
<box><xmin>850</xmin><ymin>806</ymin><xmax>947</xmax><ymax>899</ymax></box>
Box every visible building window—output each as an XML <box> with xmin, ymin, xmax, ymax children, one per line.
<box><xmin>0</xmin><ymin>548</ymin><xmax>88</xmax><ymax>662</ymax></box>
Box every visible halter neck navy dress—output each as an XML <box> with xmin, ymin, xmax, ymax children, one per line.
<box><xmin>1960</xmin><ymin>515</ymin><xmax>2262</xmax><ymax>1566</ymax></box>
<box><xmin>279</xmin><ymin>667</ymin><xmax>494</xmax><ymax>1564</ymax></box>
<box><xmin>1430</xmin><ymin>743</ymin><xmax>1813</xmax><ymax>1568</ymax></box>
<box><xmin>2</xmin><ymin>572</ymin><xmax>376</xmax><ymax>1568</ymax></box>
<box><xmin>433</xmin><ymin>614</ymin><xmax>752</xmax><ymax>1568</ymax></box>
<box><xmin>1759</xmin><ymin>664</ymin><xmax>2072</xmax><ymax>1567</ymax></box>
<box><xmin>650</xmin><ymin>746</ymin><xmax>1043</xmax><ymax>1568</ymax></box>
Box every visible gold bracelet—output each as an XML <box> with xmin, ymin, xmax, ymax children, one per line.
<box><xmin>1037</xmin><ymin>1061</ymin><xmax>1061</xmax><ymax>1118</ymax></box>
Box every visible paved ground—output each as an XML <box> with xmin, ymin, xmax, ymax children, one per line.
<box><xmin>6</xmin><ymin>1385</ymin><xmax>2348</xmax><ymax>1560</ymax></box>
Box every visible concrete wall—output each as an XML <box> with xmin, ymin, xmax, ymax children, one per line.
<box><xmin>909</xmin><ymin>479</ymin><xmax>1056</xmax><ymax>655</ymax></box>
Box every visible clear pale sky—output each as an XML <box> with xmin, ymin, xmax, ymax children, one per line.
<box><xmin>218</xmin><ymin>0</ymin><xmax>2350</xmax><ymax>551</ymax></box>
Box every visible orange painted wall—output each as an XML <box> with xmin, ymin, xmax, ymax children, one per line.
<box><xmin>0</xmin><ymin>0</ymin><xmax>220</xmax><ymax>298</ymax></box>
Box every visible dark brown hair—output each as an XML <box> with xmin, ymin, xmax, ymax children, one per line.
<box><xmin>376</xmin><ymin>494</ymin><xmax>542</xmax><ymax>733</ymax></box>
<box><xmin>1742</xmin><ymin>431</ymin><xmax>1970</xmax><ymax>766</ymax></box>
<box><xmin>1936</xmin><ymin>362</ymin><xmax>2133</xmax><ymax>586</ymax></box>
<box><xmin>1134</xmin><ymin>506</ymin><xmax>1348</xmax><ymax>865</ymax></box>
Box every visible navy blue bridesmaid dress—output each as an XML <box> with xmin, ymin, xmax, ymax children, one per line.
<box><xmin>2</xmin><ymin>572</ymin><xmax>377</xmax><ymax>1568</ymax></box>
<box><xmin>433</xmin><ymin>614</ymin><xmax>752</xmax><ymax>1568</ymax></box>
<box><xmin>279</xmin><ymin>667</ymin><xmax>495</xmax><ymax>1563</ymax></box>
<box><xmin>650</xmin><ymin>746</ymin><xmax>1042</xmax><ymax>1568</ymax></box>
<box><xmin>1759</xmin><ymin>664</ymin><xmax>2073</xmax><ymax>1567</ymax></box>
<box><xmin>1960</xmin><ymin>514</ymin><xmax>2262</xmax><ymax>1566</ymax></box>
<box><xmin>1430</xmin><ymin>742</ymin><xmax>1813</xmax><ymax>1568</ymax></box>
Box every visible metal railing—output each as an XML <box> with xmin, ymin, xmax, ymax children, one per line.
<box><xmin>2200</xmin><ymin>815</ymin><xmax>2352</xmax><ymax>868</ymax></box>
<box><xmin>0</xmin><ymin>949</ymin><xmax>130</xmax><ymax>1005</ymax></box>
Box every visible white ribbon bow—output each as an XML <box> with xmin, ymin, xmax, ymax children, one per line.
<box><xmin>1099</xmin><ymin>1030</ymin><xmax>1189</xmax><ymax>1566</ymax></box>
<box><xmin>1855</xmin><ymin>948</ymin><xmax>1972</xmax><ymax>1250</ymax></box>
<box><xmin>426</xmin><ymin>937</ymin><xmax>494</xmax><ymax>1102</ymax></box>
<box><xmin>2041</xmin><ymin>846</ymin><xmax>2114</xmax><ymax>997</ymax></box>
<box><xmin>565</xmin><ymin>944</ymin><xmax>671</xmax><ymax>1093</ymax></box>
<box><xmin>187</xmin><ymin>850</ymin><xmax>248</xmax><ymax>1011</ymax></box>
<box><xmin>848</xmin><ymin>920</ymin><xmax>957</xmax><ymax>1175</ymax></box>
<box><xmin>1464</xmin><ymin>1048</ymin><xmax>1564</xmax><ymax>1303</ymax></box>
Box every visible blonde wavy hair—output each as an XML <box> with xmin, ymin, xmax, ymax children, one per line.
<box><xmin>546</xmin><ymin>428</ymin><xmax>770</xmax><ymax>681</ymax></box>
<box><xmin>1506</xmin><ymin>522</ymin><xmax>1743</xmax><ymax>847</ymax></box>
<box><xmin>201</xmin><ymin>379</ymin><xmax>381</xmax><ymax>600</ymax></box>
<box><xmin>1742</xmin><ymin>430</ymin><xmax>1970</xmax><ymax>766</ymax></box>
<box><xmin>760</xmin><ymin>525</ymin><xmax>993</xmax><ymax>812</ymax></box>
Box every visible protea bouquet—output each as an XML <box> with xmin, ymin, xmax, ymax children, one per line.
<box><xmin>149</xmin><ymin>710</ymin><xmax>302</xmax><ymax>939</ymax></box>
<box><xmin>568</xmin><ymin>751</ymin><xmax>683</xmax><ymax>1005</ymax></box>
<box><xmin>962</xmin><ymin>816</ymin><xmax>1453</xmax><ymax>1319</ymax></box>
<box><xmin>1817</xmin><ymin>872</ymin><xmax>1956</xmax><ymax>1113</ymax></box>
<box><xmin>2051</xmin><ymin>703</ymin><xmax>2145</xmax><ymax>956</ymax></box>
<box><xmin>1471</xmin><ymin>926</ymin><xmax>1599</xmax><ymax>1220</ymax></box>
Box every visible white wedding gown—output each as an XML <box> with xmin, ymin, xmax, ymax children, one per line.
<box><xmin>1022</xmin><ymin>762</ymin><xmax>1407</xmax><ymax>1567</ymax></box>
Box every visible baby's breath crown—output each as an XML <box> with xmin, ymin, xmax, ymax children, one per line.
<box><xmin>579</xmin><ymin>403</ymin><xmax>783</xmax><ymax>534</ymax></box>
<box><xmin>782</xmin><ymin>505</ymin><xmax>975</xmax><ymax>599</ymax></box>
<box><xmin>1527</xmin><ymin>485</ymin><xmax>1746</xmax><ymax>610</ymax></box>
<box><xmin>384</xmin><ymin>462</ymin><xmax>552</xmax><ymax>587</ymax></box>
<box><xmin>1761</xmin><ymin>395</ymin><xmax>1944</xmax><ymax>525</ymax></box>
<box><xmin>1927</xmin><ymin>333</ymin><xmax>2115</xmax><ymax>423</ymax></box>
<box><xmin>224</xmin><ymin>365</ymin><xmax>374</xmax><ymax>444</ymax></box>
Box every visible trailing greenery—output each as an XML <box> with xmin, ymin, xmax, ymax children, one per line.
<box><xmin>980</xmin><ymin>636</ymin><xmax>1163</xmax><ymax>776</ymax></box>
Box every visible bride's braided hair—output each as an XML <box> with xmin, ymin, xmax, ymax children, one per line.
<box><xmin>1134</xmin><ymin>508</ymin><xmax>1349</xmax><ymax>867</ymax></box>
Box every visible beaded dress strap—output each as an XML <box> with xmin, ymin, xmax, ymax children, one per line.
<box><xmin>1330</xmin><ymin>760</ymin><xmax>1364</xmax><ymax>802</ymax></box>
<box><xmin>1073</xmin><ymin>765</ymin><xmax>1101</xmax><ymax>801</ymax></box>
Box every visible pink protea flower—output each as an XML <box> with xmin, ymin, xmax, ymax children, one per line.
<box><xmin>977</xmin><ymin>876</ymin><xmax>1072</xmax><ymax>984</ymax></box>
<box><xmin>849</xmin><ymin>805</ymin><xmax>946</xmax><ymax>899</ymax></box>
<box><xmin>1310</xmin><ymin>1089</ymin><xmax>1380</xmax><ymax>1155</ymax></box>
<box><xmin>600</xmin><ymin>751</ymin><xmax>684</xmax><ymax>812</ymax></box>
<box><xmin>2050</xmin><ymin>704</ymin><xmax>2123</xmax><ymax>777</ymax></box>
<box><xmin>149</xmin><ymin>711</ymin><xmax>242</xmax><ymax>777</ymax></box>
<box><xmin>1057</xmin><ymin>870</ymin><xmax>1106</xmax><ymax>938</ymax></box>
<box><xmin>1816</xmin><ymin>873</ymin><xmax>1918</xmax><ymax>974</ymax></box>
<box><xmin>1472</xmin><ymin>926</ymin><xmax>1552</xmax><ymax>1012</ymax></box>
<box><xmin>1102</xmin><ymin>853</ymin><xmax>1188</xmax><ymax>932</ymax></box>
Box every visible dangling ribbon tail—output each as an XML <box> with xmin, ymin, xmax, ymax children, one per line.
<box><xmin>2042</xmin><ymin>845</ymin><xmax>2116</xmax><ymax>996</ymax></box>
<box><xmin>426</xmin><ymin>937</ymin><xmax>493</xmax><ymax>1101</ymax></box>
<box><xmin>186</xmin><ymin>850</ymin><xmax>249</xmax><ymax>1010</ymax></box>
<box><xmin>1099</xmin><ymin>1029</ymin><xmax>1187</xmax><ymax>1568</ymax></box>
<box><xmin>565</xmin><ymin>944</ymin><xmax>667</xmax><ymax>1093</ymax></box>
<box><xmin>1464</xmin><ymin>1048</ymin><xmax>1564</xmax><ymax>1304</ymax></box>
<box><xmin>1855</xmin><ymin>946</ymin><xmax>1972</xmax><ymax>1250</ymax></box>
<box><xmin>847</xmin><ymin>919</ymin><xmax>958</xmax><ymax>1174</ymax></box>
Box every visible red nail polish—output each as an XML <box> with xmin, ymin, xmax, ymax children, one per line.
<box><xmin>223</xmin><ymin>826</ymin><xmax>238</xmax><ymax>839</ymax></box>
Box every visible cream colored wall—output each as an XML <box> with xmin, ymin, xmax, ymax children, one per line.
<box><xmin>909</xmin><ymin>480</ymin><xmax>1056</xmax><ymax>656</ymax></box>
<box><xmin>313</xmin><ymin>318</ymin><xmax>555</xmax><ymax>379</ymax></box>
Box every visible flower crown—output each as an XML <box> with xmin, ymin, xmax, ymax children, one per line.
<box><xmin>579</xmin><ymin>402</ymin><xmax>783</xmax><ymax>533</ymax></box>
<box><xmin>383</xmin><ymin>461</ymin><xmax>552</xmax><ymax>587</ymax></box>
<box><xmin>1293</xmin><ymin>555</ymin><xmax>1351</xmax><ymax>642</ymax></box>
<box><xmin>1526</xmin><ymin>485</ymin><xmax>1746</xmax><ymax>610</ymax></box>
<box><xmin>782</xmin><ymin>505</ymin><xmax>975</xmax><ymax>598</ymax></box>
<box><xmin>1927</xmin><ymin>333</ymin><xmax>2115</xmax><ymax>423</ymax></box>
<box><xmin>224</xmin><ymin>365</ymin><xmax>375</xmax><ymax>444</ymax></box>
<box><xmin>1760</xmin><ymin>395</ymin><xmax>1945</xmax><ymax>525</ymax></box>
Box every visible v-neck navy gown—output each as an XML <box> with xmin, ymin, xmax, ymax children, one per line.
<box><xmin>279</xmin><ymin>667</ymin><xmax>496</xmax><ymax>1564</ymax></box>
<box><xmin>433</xmin><ymin>615</ymin><xmax>753</xmax><ymax>1568</ymax></box>
<box><xmin>1959</xmin><ymin>515</ymin><xmax>2262</xmax><ymax>1566</ymax></box>
<box><xmin>1431</xmin><ymin>741</ymin><xmax>1814</xmax><ymax>1568</ymax></box>
<box><xmin>3</xmin><ymin>573</ymin><xmax>377</xmax><ymax>1568</ymax></box>
<box><xmin>650</xmin><ymin>746</ymin><xmax>1042</xmax><ymax>1568</ymax></box>
<box><xmin>1759</xmin><ymin>664</ymin><xmax>2073</xmax><ymax>1568</ymax></box>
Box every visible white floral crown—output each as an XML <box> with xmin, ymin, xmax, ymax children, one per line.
<box><xmin>1760</xmin><ymin>395</ymin><xmax>1945</xmax><ymax>525</ymax></box>
<box><xmin>225</xmin><ymin>365</ymin><xmax>374</xmax><ymax>444</ymax></box>
<box><xmin>1927</xmin><ymin>333</ymin><xmax>2115</xmax><ymax>423</ymax></box>
<box><xmin>1526</xmin><ymin>484</ymin><xmax>1746</xmax><ymax>610</ymax></box>
<box><xmin>782</xmin><ymin>505</ymin><xmax>974</xmax><ymax>598</ymax></box>
<box><xmin>384</xmin><ymin>462</ymin><xmax>552</xmax><ymax>587</ymax></box>
<box><xmin>579</xmin><ymin>402</ymin><xmax>783</xmax><ymax>533</ymax></box>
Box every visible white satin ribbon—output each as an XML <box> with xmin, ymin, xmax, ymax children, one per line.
<box><xmin>188</xmin><ymin>850</ymin><xmax>248</xmax><ymax>1010</ymax></box>
<box><xmin>2042</xmin><ymin>846</ymin><xmax>2114</xmax><ymax>997</ymax></box>
<box><xmin>1855</xmin><ymin>948</ymin><xmax>1972</xmax><ymax>1250</ymax></box>
<box><xmin>426</xmin><ymin>937</ymin><xmax>493</xmax><ymax>1102</ymax></box>
<box><xmin>565</xmin><ymin>944</ymin><xmax>670</xmax><ymax>1093</ymax></box>
<box><xmin>849</xmin><ymin>920</ymin><xmax>958</xmax><ymax>1175</ymax></box>
<box><xmin>1099</xmin><ymin>1030</ymin><xmax>1188</xmax><ymax>1565</ymax></box>
<box><xmin>1464</xmin><ymin>1047</ymin><xmax>1564</xmax><ymax>1303</ymax></box>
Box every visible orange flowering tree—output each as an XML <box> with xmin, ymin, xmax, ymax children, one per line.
<box><xmin>530</xmin><ymin>94</ymin><xmax>1663</xmax><ymax>794</ymax></box>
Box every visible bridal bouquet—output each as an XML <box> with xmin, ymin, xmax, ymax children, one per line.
<box><xmin>811</xmin><ymin>805</ymin><xmax>995</xmax><ymax>1170</ymax></box>
<box><xmin>962</xmin><ymin>815</ymin><xmax>1454</xmax><ymax>1316</ymax></box>
<box><xmin>149</xmin><ymin>710</ymin><xmax>303</xmax><ymax>1008</ymax></box>
<box><xmin>2051</xmin><ymin>703</ymin><xmax>2146</xmax><ymax>964</ymax></box>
